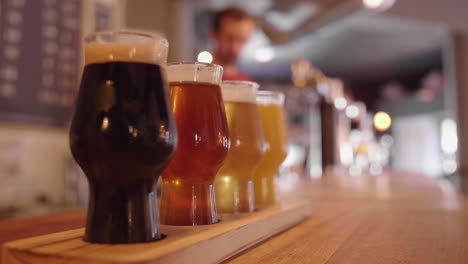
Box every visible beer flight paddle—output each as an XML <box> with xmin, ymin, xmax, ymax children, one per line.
<box><xmin>3</xmin><ymin>201</ymin><xmax>312</xmax><ymax>264</ymax></box>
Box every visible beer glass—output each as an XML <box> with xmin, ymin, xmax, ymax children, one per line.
<box><xmin>254</xmin><ymin>91</ymin><xmax>288</xmax><ymax>207</ymax></box>
<box><xmin>160</xmin><ymin>62</ymin><xmax>229</xmax><ymax>225</ymax></box>
<box><xmin>215</xmin><ymin>81</ymin><xmax>265</xmax><ymax>213</ymax></box>
<box><xmin>70</xmin><ymin>31</ymin><xmax>177</xmax><ymax>244</ymax></box>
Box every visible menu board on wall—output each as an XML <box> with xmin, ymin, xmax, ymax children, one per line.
<box><xmin>0</xmin><ymin>0</ymin><xmax>81</xmax><ymax>127</ymax></box>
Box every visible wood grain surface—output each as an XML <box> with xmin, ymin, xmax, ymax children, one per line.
<box><xmin>226</xmin><ymin>171</ymin><xmax>468</xmax><ymax>264</ymax></box>
<box><xmin>2</xmin><ymin>201</ymin><xmax>311</xmax><ymax>264</ymax></box>
<box><xmin>1</xmin><ymin>171</ymin><xmax>468</xmax><ymax>263</ymax></box>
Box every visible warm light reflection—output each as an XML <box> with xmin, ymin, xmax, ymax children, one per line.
<box><xmin>374</xmin><ymin>111</ymin><xmax>391</xmax><ymax>132</ymax></box>
<box><xmin>129</xmin><ymin>47</ymin><xmax>137</xmax><ymax>58</ymax></box>
<box><xmin>132</xmin><ymin>128</ymin><xmax>139</xmax><ymax>138</ymax></box>
<box><xmin>197</xmin><ymin>51</ymin><xmax>213</xmax><ymax>63</ymax></box>
<box><xmin>159</xmin><ymin>124</ymin><xmax>167</xmax><ymax>139</ymax></box>
<box><xmin>128</xmin><ymin>126</ymin><xmax>139</xmax><ymax>138</ymax></box>
<box><xmin>100</xmin><ymin>117</ymin><xmax>110</xmax><ymax>131</ymax></box>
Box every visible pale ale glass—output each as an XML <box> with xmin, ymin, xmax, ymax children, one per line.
<box><xmin>253</xmin><ymin>91</ymin><xmax>288</xmax><ymax>207</ymax></box>
<box><xmin>215</xmin><ymin>81</ymin><xmax>265</xmax><ymax>213</ymax></box>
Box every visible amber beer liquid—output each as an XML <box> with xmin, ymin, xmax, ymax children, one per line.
<box><xmin>160</xmin><ymin>63</ymin><xmax>229</xmax><ymax>225</ymax></box>
<box><xmin>254</xmin><ymin>91</ymin><xmax>288</xmax><ymax>207</ymax></box>
<box><xmin>215</xmin><ymin>81</ymin><xmax>265</xmax><ymax>213</ymax></box>
<box><xmin>70</xmin><ymin>31</ymin><xmax>176</xmax><ymax>243</ymax></box>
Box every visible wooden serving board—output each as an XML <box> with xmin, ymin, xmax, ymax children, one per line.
<box><xmin>3</xmin><ymin>201</ymin><xmax>312</xmax><ymax>264</ymax></box>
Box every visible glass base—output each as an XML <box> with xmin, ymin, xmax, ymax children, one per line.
<box><xmin>85</xmin><ymin>181</ymin><xmax>161</xmax><ymax>244</ymax></box>
<box><xmin>214</xmin><ymin>176</ymin><xmax>254</xmax><ymax>213</ymax></box>
<box><xmin>160</xmin><ymin>180</ymin><xmax>218</xmax><ymax>225</ymax></box>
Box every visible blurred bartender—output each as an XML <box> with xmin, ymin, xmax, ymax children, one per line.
<box><xmin>210</xmin><ymin>7</ymin><xmax>256</xmax><ymax>81</ymax></box>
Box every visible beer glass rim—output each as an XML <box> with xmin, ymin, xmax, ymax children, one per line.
<box><xmin>85</xmin><ymin>30</ymin><xmax>168</xmax><ymax>47</ymax></box>
<box><xmin>221</xmin><ymin>81</ymin><xmax>259</xmax><ymax>103</ymax></box>
<box><xmin>166</xmin><ymin>62</ymin><xmax>223</xmax><ymax>85</ymax></box>
<box><xmin>167</xmin><ymin>61</ymin><xmax>222</xmax><ymax>68</ymax></box>
<box><xmin>256</xmin><ymin>90</ymin><xmax>285</xmax><ymax>105</ymax></box>
<box><xmin>222</xmin><ymin>80</ymin><xmax>259</xmax><ymax>90</ymax></box>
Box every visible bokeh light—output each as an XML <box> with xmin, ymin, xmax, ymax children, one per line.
<box><xmin>345</xmin><ymin>105</ymin><xmax>359</xmax><ymax>119</ymax></box>
<box><xmin>363</xmin><ymin>0</ymin><xmax>395</xmax><ymax>11</ymax></box>
<box><xmin>254</xmin><ymin>47</ymin><xmax>275</xmax><ymax>62</ymax></box>
<box><xmin>197</xmin><ymin>51</ymin><xmax>213</xmax><ymax>63</ymax></box>
<box><xmin>374</xmin><ymin>111</ymin><xmax>392</xmax><ymax>132</ymax></box>
<box><xmin>334</xmin><ymin>97</ymin><xmax>347</xmax><ymax>110</ymax></box>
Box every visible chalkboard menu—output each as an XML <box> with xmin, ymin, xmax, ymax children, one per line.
<box><xmin>0</xmin><ymin>0</ymin><xmax>81</xmax><ymax>127</ymax></box>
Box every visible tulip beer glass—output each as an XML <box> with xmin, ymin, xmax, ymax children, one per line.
<box><xmin>215</xmin><ymin>81</ymin><xmax>265</xmax><ymax>213</ymax></box>
<box><xmin>70</xmin><ymin>31</ymin><xmax>177</xmax><ymax>243</ymax></box>
<box><xmin>160</xmin><ymin>63</ymin><xmax>229</xmax><ymax>225</ymax></box>
<box><xmin>253</xmin><ymin>91</ymin><xmax>288</xmax><ymax>208</ymax></box>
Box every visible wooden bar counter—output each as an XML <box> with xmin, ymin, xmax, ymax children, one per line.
<box><xmin>2</xmin><ymin>171</ymin><xmax>468</xmax><ymax>263</ymax></box>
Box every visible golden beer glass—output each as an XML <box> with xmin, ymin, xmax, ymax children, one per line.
<box><xmin>215</xmin><ymin>81</ymin><xmax>265</xmax><ymax>213</ymax></box>
<box><xmin>253</xmin><ymin>91</ymin><xmax>288</xmax><ymax>207</ymax></box>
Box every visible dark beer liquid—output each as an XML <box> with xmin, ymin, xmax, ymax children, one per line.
<box><xmin>160</xmin><ymin>81</ymin><xmax>230</xmax><ymax>225</ymax></box>
<box><xmin>70</xmin><ymin>62</ymin><xmax>177</xmax><ymax>243</ymax></box>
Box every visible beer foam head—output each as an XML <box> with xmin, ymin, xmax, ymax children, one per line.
<box><xmin>85</xmin><ymin>30</ymin><xmax>168</xmax><ymax>65</ymax></box>
<box><xmin>221</xmin><ymin>81</ymin><xmax>259</xmax><ymax>103</ymax></box>
<box><xmin>166</xmin><ymin>63</ymin><xmax>223</xmax><ymax>85</ymax></box>
<box><xmin>256</xmin><ymin>90</ymin><xmax>285</xmax><ymax>105</ymax></box>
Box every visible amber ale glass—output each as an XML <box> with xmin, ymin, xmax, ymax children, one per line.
<box><xmin>254</xmin><ymin>91</ymin><xmax>288</xmax><ymax>208</ymax></box>
<box><xmin>215</xmin><ymin>81</ymin><xmax>265</xmax><ymax>213</ymax></box>
<box><xmin>69</xmin><ymin>31</ymin><xmax>177</xmax><ymax>244</ymax></box>
<box><xmin>160</xmin><ymin>62</ymin><xmax>229</xmax><ymax>225</ymax></box>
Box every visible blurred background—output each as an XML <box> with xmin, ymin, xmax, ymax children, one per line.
<box><xmin>0</xmin><ymin>0</ymin><xmax>467</xmax><ymax>218</ymax></box>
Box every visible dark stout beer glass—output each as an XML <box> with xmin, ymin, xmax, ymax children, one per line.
<box><xmin>160</xmin><ymin>62</ymin><xmax>229</xmax><ymax>225</ymax></box>
<box><xmin>70</xmin><ymin>31</ymin><xmax>177</xmax><ymax>244</ymax></box>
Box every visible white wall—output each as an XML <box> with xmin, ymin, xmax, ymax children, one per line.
<box><xmin>391</xmin><ymin>113</ymin><xmax>443</xmax><ymax>177</ymax></box>
<box><xmin>0</xmin><ymin>125</ymin><xmax>71</xmax><ymax>217</ymax></box>
<box><xmin>386</xmin><ymin>0</ymin><xmax>468</xmax><ymax>190</ymax></box>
